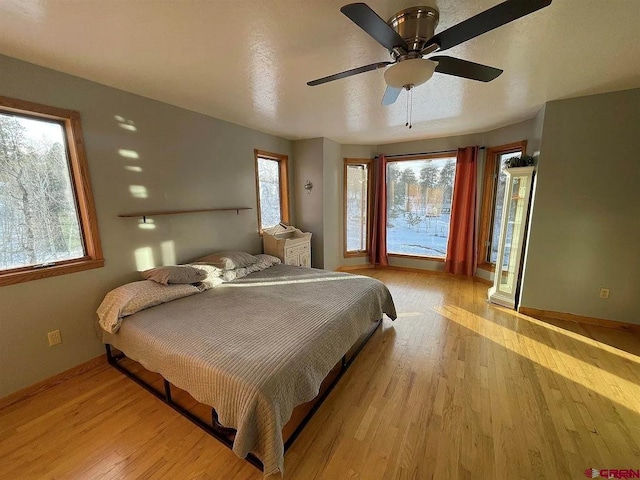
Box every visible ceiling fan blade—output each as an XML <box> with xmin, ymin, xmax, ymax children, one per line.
<box><xmin>381</xmin><ymin>86</ymin><xmax>402</xmax><ymax>106</ymax></box>
<box><xmin>307</xmin><ymin>61</ymin><xmax>392</xmax><ymax>86</ymax></box>
<box><xmin>341</xmin><ymin>3</ymin><xmax>409</xmax><ymax>52</ymax></box>
<box><xmin>427</xmin><ymin>0</ymin><xmax>552</xmax><ymax>51</ymax></box>
<box><xmin>431</xmin><ymin>56</ymin><xmax>503</xmax><ymax>82</ymax></box>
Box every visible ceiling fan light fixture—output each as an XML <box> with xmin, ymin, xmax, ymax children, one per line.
<box><xmin>384</xmin><ymin>58</ymin><xmax>437</xmax><ymax>89</ymax></box>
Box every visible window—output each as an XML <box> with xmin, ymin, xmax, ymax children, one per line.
<box><xmin>254</xmin><ymin>149</ymin><xmax>289</xmax><ymax>232</ymax></box>
<box><xmin>478</xmin><ymin>141</ymin><xmax>527</xmax><ymax>268</ymax></box>
<box><xmin>386</xmin><ymin>154</ymin><xmax>457</xmax><ymax>259</ymax></box>
<box><xmin>344</xmin><ymin>158</ymin><xmax>372</xmax><ymax>256</ymax></box>
<box><xmin>0</xmin><ymin>96</ymin><xmax>103</xmax><ymax>286</ymax></box>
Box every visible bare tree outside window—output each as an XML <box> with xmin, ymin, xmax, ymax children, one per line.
<box><xmin>386</xmin><ymin>156</ymin><xmax>457</xmax><ymax>258</ymax></box>
<box><xmin>0</xmin><ymin>96</ymin><xmax>102</xmax><ymax>287</ymax></box>
<box><xmin>254</xmin><ymin>150</ymin><xmax>289</xmax><ymax>232</ymax></box>
<box><xmin>0</xmin><ymin>113</ymin><xmax>84</xmax><ymax>270</ymax></box>
<box><xmin>345</xmin><ymin>162</ymin><xmax>370</xmax><ymax>253</ymax></box>
<box><xmin>257</xmin><ymin>158</ymin><xmax>281</xmax><ymax>229</ymax></box>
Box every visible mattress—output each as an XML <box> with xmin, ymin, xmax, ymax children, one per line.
<box><xmin>102</xmin><ymin>265</ymin><xmax>397</xmax><ymax>475</ymax></box>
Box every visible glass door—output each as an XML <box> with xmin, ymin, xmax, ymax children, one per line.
<box><xmin>488</xmin><ymin>166</ymin><xmax>535</xmax><ymax>309</ymax></box>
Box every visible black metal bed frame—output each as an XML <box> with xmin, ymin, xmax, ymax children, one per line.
<box><xmin>105</xmin><ymin>318</ymin><xmax>382</xmax><ymax>472</ymax></box>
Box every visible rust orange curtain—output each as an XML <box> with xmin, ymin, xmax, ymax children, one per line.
<box><xmin>444</xmin><ymin>146</ymin><xmax>478</xmax><ymax>276</ymax></box>
<box><xmin>370</xmin><ymin>155</ymin><xmax>389</xmax><ymax>266</ymax></box>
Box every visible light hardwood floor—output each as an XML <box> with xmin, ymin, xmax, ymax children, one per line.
<box><xmin>1</xmin><ymin>269</ymin><xmax>639</xmax><ymax>479</ymax></box>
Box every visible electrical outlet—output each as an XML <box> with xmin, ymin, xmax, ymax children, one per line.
<box><xmin>599</xmin><ymin>288</ymin><xmax>610</xmax><ymax>299</ymax></box>
<box><xmin>48</xmin><ymin>330</ymin><xmax>62</xmax><ymax>346</ymax></box>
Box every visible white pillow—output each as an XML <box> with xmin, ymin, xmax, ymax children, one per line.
<box><xmin>189</xmin><ymin>264</ymin><xmax>224</xmax><ymax>289</ymax></box>
<box><xmin>223</xmin><ymin>255</ymin><xmax>282</xmax><ymax>280</ymax></box>
<box><xmin>246</xmin><ymin>254</ymin><xmax>281</xmax><ymax>273</ymax></box>
<box><xmin>222</xmin><ymin>267</ymin><xmax>250</xmax><ymax>282</ymax></box>
<box><xmin>254</xmin><ymin>254</ymin><xmax>281</xmax><ymax>268</ymax></box>
<box><xmin>189</xmin><ymin>264</ymin><xmax>223</xmax><ymax>277</ymax></box>
<box><xmin>194</xmin><ymin>251</ymin><xmax>258</xmax><ymax>270</ymax></box>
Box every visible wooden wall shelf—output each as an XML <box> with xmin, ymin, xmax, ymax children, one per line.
<box><xmin>119</xmin><ymin>207</ymin><xmax>252</xmax><ymax>222</ymax></box>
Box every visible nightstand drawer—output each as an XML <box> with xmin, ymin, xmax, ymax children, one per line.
<box><xmin>285</xmin><ymin>244</ymin><xmax>309</xmax><ymax>257</ymax></box>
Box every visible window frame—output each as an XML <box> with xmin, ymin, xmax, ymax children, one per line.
<box><xmin>253</xmin><ymin>149</ymin><xmax>290</xmax><ymax>234</ymax></box>
<box><xmin>477</xmin><ymin>140</ymin><xmax>527</xmax><ymax>271</ymax></box>
<box><xmin>0</xmin><ymin>95</ymin><xmax>104</xmax><ymax>287</ymax></box>
<box><xmin>386</xmin><ymin>153</ymin><xmax>457</xmax><ymax>262</ymax></box>
<box><xmin>343</xmin><ymin>158</ymin><xmax>372</xmax><ymax>258</ymax></box>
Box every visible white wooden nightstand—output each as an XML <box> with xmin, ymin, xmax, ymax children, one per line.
<box><xmin>263</xmin><ymin>225</ymin><xmax>312</xmax><ymax>267</ymax></box>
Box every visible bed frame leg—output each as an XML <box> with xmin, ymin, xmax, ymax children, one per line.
<box><xmin>212</xmin><ymin>409</ymin><xmax>219</xmax><ymax>429</ymax></box>
<box><xmin>105</xmin><ymin>344</ymin><xmax>125</xmax><ymax>363</ymax></box>
<box><xmin>105</xmin><ymin>344</ymin><xmax>114</xmax><ymax>364</ymax></box>
<box><xmin>164</xmin><ymin>380</ymin><xmax>172</xmax><ymax>403</ymax></box>
<box><xmin>211</xmin><ymin>409</ymin><xmax>236</xmax><ymax>435</ymax></box>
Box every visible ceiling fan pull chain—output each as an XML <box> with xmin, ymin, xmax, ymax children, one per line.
<box><xmin>405</xmin><ymin>89</ymin><xmax>409</xmax><ymax>127</ymax></box>
<box><xmin>409</xmin><ymin>86</ymin><xmax>413</xmax><ymax>129</ymax></box>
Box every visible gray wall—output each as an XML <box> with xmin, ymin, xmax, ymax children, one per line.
<box><xmin>322</xmin><ymin>138</ymin><xmax>342</xmax><ymax>272</ymax></box>
<box><xmin>520</xmin><ymin>88</ymin><xmax>640</xmax><ymax>324</ymax></box>
<box><xmin>530</xmin><ymin>105</ymin><xmax>546</xmax><ymax>156</ymax></box>
<box><xmin>0</xmin><ymin>54</ymin><xmax>292</xmax><ymax>397</ymax></box>
<box><xmin>292</xmin><ymin>137</ymin><xmax>343</xmax><ymax>271</ymax></box>
<box><xmin>341</xmin><ymin>144</ymin><xmax>378</xmax><ymax>160</ymax></box>
<box><xmin>293</xmin><ymin>138</ymin><xmax>324</xmax><ymax>268</ymax></box>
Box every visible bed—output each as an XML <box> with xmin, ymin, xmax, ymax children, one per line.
<box><xmin>100</xmin><ymin>264</ymin><xmax>397</xmax><ymax>476</ymax></box>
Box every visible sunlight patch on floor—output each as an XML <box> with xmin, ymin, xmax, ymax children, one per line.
<box><xmin>506</xmin><ymin>306</ymin><xmax>640</xmax><ymax>365</ymax></box>
<box><xmin>435</xmin><ymin>304</ymin><xmax>640</xmax><ymax>415</ymax></box>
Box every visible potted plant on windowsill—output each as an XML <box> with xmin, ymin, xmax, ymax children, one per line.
<box><xmin>503</xmin><ymin>154</ymin><xmax>535</xmax><ymax>168</ymax></box>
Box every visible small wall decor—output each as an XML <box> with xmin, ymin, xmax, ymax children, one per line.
<box><xmin>304</xmin><ymin>179</ymin><xmax>313</xmax><ymax>194</ymax></box>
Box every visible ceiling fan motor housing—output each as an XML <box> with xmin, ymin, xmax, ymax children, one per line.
<box><xmin>387</xmin><ymin>6</ymin><xmax>440</xmax><ymax>59</ymax></box>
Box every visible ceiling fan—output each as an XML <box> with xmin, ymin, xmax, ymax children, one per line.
<box><xmin>307</xmin><ymin>0</ymin><xmax>552</xmax><ymax>106</ymax></box>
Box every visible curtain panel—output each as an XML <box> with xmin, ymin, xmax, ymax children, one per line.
<box><xmin>369</xmin><ymin>155</ymin><xmax>389</xmax><ymax>266</ymax></box>
<box><xmin>444</xmin><ymin>146</ymin><xmax>479</xmax><ymax>276</ymax></box>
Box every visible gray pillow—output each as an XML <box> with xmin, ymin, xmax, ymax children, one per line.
<box><xmin>141</xmin><ymin>265</ymin><xmax>207</xmax><ymax>285</ymax></box>
<box><xmin>195</xmin><ymin>251</ymin><xmax>258</xmax><ymax>270</ymax></box>
<box><xmin>97</xmin><ymin>281</ymin><xmax>204</xmax><ymax>333</ymax></box>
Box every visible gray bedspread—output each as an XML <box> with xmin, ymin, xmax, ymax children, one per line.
<box><xmin>102</xmin><ymin>265</ymin><xmax>396</xmax><ymax>475</ymax></box>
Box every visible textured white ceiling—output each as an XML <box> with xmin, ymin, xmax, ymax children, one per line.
<box><xmin>0</xmin><ymin>0</ymin><xmax>639</xmax><ymax>145</ymax></box>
